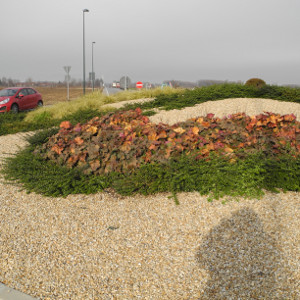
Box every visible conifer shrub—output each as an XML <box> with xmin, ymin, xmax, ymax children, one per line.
<box><xmin>245</xmin><ymin>78</ymin><xmax>267</xmax><ymax>89</ymax></box>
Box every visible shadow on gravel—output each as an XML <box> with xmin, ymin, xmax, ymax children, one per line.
<box><xmin>196</xmin><ymin>207</ymin><xmax>291</xmax><ymax>299</ymax></box>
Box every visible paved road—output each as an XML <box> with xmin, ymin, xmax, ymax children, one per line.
<box><xmin>102</xmin><ymin>87</ymin><xmax>122</xmax><ymax>96</ymax></box>
<box><xmin>0</xmin><ymin>282</ymin><xmax>37</xmax><ymax>300</ymax></box>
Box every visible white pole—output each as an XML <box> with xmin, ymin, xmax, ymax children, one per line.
<box><xmin>67</xmin><ymin>77</ymin><xmax>69</xmax><ymax>100</ymax></box>
<box><xmin>63</xmin><ymin>66</ymin><xmax>71</xmax><ymax>101</ymax></box>
<box><xmin>83</xmin><ymin>9</ymin><xmax>89</xmax><ymax>94</ymax></box>
<box><xmin>92</xmin><ymin>41</ymin><xmax>95</xmax><ymax>91</ymax></box>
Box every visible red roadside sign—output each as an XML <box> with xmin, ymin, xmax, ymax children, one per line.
<box><xmin>136</xmin><ymin>81</ymin><xmax>143</xmax><ymax>89</ymax></box>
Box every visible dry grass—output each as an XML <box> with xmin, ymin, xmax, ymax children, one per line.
<box><xmin>36</xmin><ymin>87</ymin><xmax>94</xmax><ymax>105</ymax></box>
<box><xmin>24</xmin><ymin>87</ymin><xmax>183</xmax><ymax>122</ymax></box>
<box><xmin>0</xmin><ymin>86</ymin><xmax>95</xmax><ymax>106</ymax></box>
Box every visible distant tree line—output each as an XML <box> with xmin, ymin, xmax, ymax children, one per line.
<box><xmin>1</xmin><ymin>76</ymin><xmax>299</xmax><ymax>89</ymax></box>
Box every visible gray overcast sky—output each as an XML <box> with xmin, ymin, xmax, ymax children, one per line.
<box><xmin>1</xmin><ymin>0</ymin><xmax>300</xmax><ymax>84</ymax></box>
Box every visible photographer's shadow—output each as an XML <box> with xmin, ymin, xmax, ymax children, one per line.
<box><xmin>197</xmin><ymin>207</ymin><xmax>288</xmax><ymax>299</ymax></box>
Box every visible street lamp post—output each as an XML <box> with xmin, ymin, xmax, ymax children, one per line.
<box><xmin>92</xmin><ymin>41</ymin><xmax>96</xmax><ymax>91</ymax></box>
<box><xmin>83</xmin><ymin>8</ymin><xmax>89</xmax><ymax>95</ymax></box>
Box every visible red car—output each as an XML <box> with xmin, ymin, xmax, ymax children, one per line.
<box><xmin>0</xmin><ymin>87</ymin><xmax>43</xmax><ymax>113</ymax></box>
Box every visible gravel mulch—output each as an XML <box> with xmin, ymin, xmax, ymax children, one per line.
<box><xmin>0</xmin><ymin>100</ymin><xmax>299</xmax><ymax>299</ymax></box>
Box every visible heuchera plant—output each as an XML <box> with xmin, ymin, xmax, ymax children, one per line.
<box><xmin>34</xmin><ymin>108</ymin><xmax>300</xmax><ymax>175</ymax></box>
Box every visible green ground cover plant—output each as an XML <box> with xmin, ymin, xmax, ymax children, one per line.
<box><xmin>3</xmin><ymin>108</ymin><xmax>300</xmax><ymax>201</ymax></box>
<box><xmin>122</xmin><ymin>83</ymin><xmax>300</xmax><ymax>111</ymax></box>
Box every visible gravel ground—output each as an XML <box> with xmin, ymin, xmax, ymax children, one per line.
<box><xmin>0</xmin><ymin>99</ymin><xmax>299</xmax><ymax>299</ymax></box>
<box><xmin>102</xmin><ymin>98</ymin><xmax>154</xmax><ymax>110</ymax></box>
<box><xmin>149</xmin><ymin>98</ymin><xmax>300</xmax><ymax>125</ymax></box>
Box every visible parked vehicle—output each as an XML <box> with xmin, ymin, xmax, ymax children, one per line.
<box><xmin>0</xmin><ymin>87</ymin><xmax>43</xmax><ymax>113</ymax></box>
<box><xmin>112</xmin><ymin>81</ymin><xmax>120</xmax><ymax>88</ymax></box>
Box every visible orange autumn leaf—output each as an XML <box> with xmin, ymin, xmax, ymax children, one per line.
<box><xmin>269</xmin><ymin>115</ymin><xmax>277</xmax><ymax>124</ymax></box>
<box><xmin>283</xmin><ymin>114</ymin><xmax>296</xmax><ymax>122</ymax></box>
<box><xmin>173</xmin><ymin>127</ymin><xmax>186</xmax><ymax>134</ymax></box>
<box><xmin>196</xmin><ymin>117</ymin><xmax>204</xmax><ymax>123</ymax></box>
<box><xmin>279</xmin><ymin>140</ymin><xmax>287</xmax><ymax>146</ymax></box>
<box><xmin>148</xmin><ymin>132</ymin><xmax>157</xmax><ymax>141</ymax></box>
<box><xmin>60</xmin><ymin>121</ymin><xmax>72</xmax><ymax>129</ymax></box>
<box><xmin>224</xmin><ymin>147</ymin><xmax>234</xmax><ymax>153</ymax></box>
<box><xmin>200</xmin><ymin>148</ymin><xmax>210</xmax><ymax>155</ymax></box>
<box><xmin>51</xmin><ymin>145</ymin><xmax>63</xmax><ymax>155</ymax></box>
<box><xmin>74</xmin><ymin>137</ymin><xmax>84</xmax><ymax>145</ymax></box>
<box><xmin>124</xmin><ymin>124</ymin><xmax>132</xmax><ymax>131</ymax></box>
<box><xmin>67</xmin><ymin>155</ymin><xmax>78</xmax><ymax>166</ymax></box>
<box><xmin>176</xmin><ymin>144</ymin><xmax>185</xmax><ymax>152</ymax></box>
<box><xmin>89</xmin><ymin>160</ymin><xmax>100</xmax><ymax>171</ymax></box>
<box><xmin>120</xmin><ymin>141</ymin><xmax>131</xmax><ymax>152</ymax></box>
<box><xmin>201</xmin><ymin>121</ymin><xmax>210</xmax><ymax>128</ymax></box>
<box><xmin>206</xmin><ymin>143</ymin><xmax>215</xmax><ymax>151</ymax></box>
<box><xmin>165</xmin><ymin>148</ymin><xmax>172</xmax><ymax>159</ymax></box>
<box><xmin>144</xmin><ymin>151</ymin><xmax>152</xmax><ymax>162</ymax></box>
<box><xmin>149</xmin><ymin>144</ymin><xmax>157</xmax><ymax>150</ymax></box>
<box><xmin>157</xmin><ymin>130</ymin><xmax>167</xmax><ymax>139</ymax></box>
<box><xmin>86</xmin><ymin>126</ymin><xmax>98</xmax><ymax>134</ymax></box>
<box><xmin>192</xmin><ymin>126</ymin><xmax>200</xmax><ymax>135</ymax></box>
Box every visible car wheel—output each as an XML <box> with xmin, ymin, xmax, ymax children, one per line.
<box><xmin>37</xmin><ymin>100</ymin><xmax>43</xmax><ymax>107</ymax></box>
<box><xmin>11</xmin><ymin>104</ymin><xmax>19</xmax><ymax>113</ymax></box>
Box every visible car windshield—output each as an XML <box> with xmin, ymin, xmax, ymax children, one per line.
<box><xmin>0</xmin><ymin>89</ymin><xmax>18</xmax><ymax>97</ymax></box>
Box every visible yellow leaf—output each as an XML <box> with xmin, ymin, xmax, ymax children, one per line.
<box><xmin>224</xmin><ymin>147</ymin><xmax>234</xmax><ymax>153</ymax></box>
<box><xmin>124</xmin><ymin>124</ymin><xmax>132</xmax><ymax>131</ymax></box>
<box><xmin>192</xmin><ymin>126</ymin><xmax>199</xmax><ymax>135</ymax></box>
<box><xmin>86</xmin><ymin>126</ymin><xmax>98</xmax><ymax>134</ymax></box>
<box><xmin>173</xmin><ymin>127</ymin><xmax>186</xmax><ymax>134</ymax></box>
<box><xmin>269</xmin><ymin>115</ymin><xmax>277</xmax><ymax>124</ymax></box>
<box><xmin>148</xmin><ymin>132</ymin><xmax>157</xmax><ymax>141</ymax></box>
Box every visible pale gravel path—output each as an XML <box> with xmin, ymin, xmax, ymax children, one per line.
<box><xmin>0</xmin><ymin>99</ymin><xmax>299</xmax><ymax>299</ymax></box>
<box><xmin>149</xmin><ymin>98</ymin><xmax>300</xmax><ymax>125</ymax></box>
<box><xmin>102</xmin><ymin>97</ymin><xmax>300</xmax><ymax>125</ymax></box>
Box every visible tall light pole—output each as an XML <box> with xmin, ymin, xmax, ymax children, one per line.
<box><xmin>92</xmin><ymin>41</ymin><xmax>96</xmax><ymax>91</ymax></box>
<box><xmin>83</xmin><ymin>8</ymin><xmax>89</xmax><ymax>95</ymax></box>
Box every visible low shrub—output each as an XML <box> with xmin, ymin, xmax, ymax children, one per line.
<box><xmin>245</xmin><ymin>78</ymin><xmax>266</xmax><ymax>88</ymax></box>
<box><xmin>34</xmin><ymin>108</ymin><xmax>300</xmax><ymax>176</ymax></box>
<box><xmin>122</xmin><ymin>83</ymin><xmax>300</xmax><ymax>112</ymax></box>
